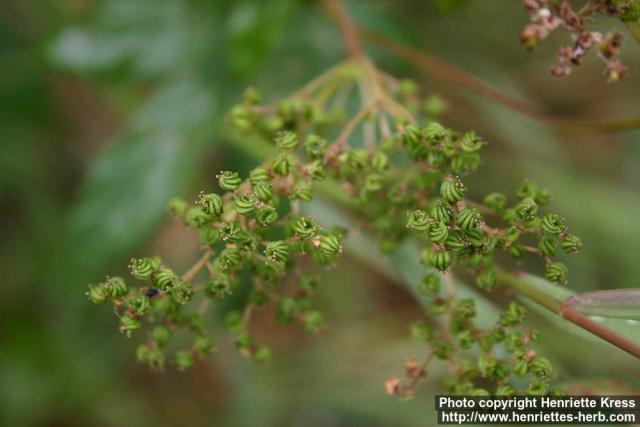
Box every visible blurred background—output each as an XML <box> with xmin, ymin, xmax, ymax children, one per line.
<box><xmin>2</xmin><ymin>0</ymin><xmax>640</xmax><ymax>426</ymax></box>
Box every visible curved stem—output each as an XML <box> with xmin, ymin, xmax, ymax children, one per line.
<box><xmin>360</xmin><ymin>27</ymin><xmax>640</xmax><ymax>133</ymax></box>
<box><xmin>321</xmin><ymin>0</ymin><xmax>362</xmax><ymax>58</ymax></box>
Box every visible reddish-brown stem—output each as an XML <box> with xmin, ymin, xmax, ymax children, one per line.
<box><xmin>360</xmin><ymin>27</ymin><xmax>640</xmax><ymax>132</ymax></box>
<box><xmin>182</xmin><ymin>249</ymin><xmax>212</xmax><ymax>282</ymax></box>
<box><xmin>559</xmin><ymin>305</ymin><xmax>640</xmax><ymax>359</ymax></box>
<box><xmin>321</xmin><ymin>0</ymin><xmax>362</xmax><ymax>58</ymax></box>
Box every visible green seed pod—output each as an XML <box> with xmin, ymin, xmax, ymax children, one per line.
<box><xmin>156</xmin><ymin>268</ymin><xmax>178</xmax><ymax>290</ymax></box>
<box><xmin>234</xmin><ymin>194</ymin><xmax>257</xmax><ymax>214</ymax></box>
<box><xmin>530</xmin><ymin>356</ymin><xmax>553</xmax><ymax>378</ymax></box>
<box><xmin>198</xmin><ymin>193</ymin><xmax>223</xmax><ymax>217</ymax></box>
<box><xmin>457</xmin><ymin>207</ymin><xmax>481</xmax><ymax>231</ymax></box>
<box><xmin>429</xmin><ymin>249</ymin><xmax>452</xmax><ymax>271</ymax></box>
<box><xmin>371</xmin><ymin>152</ymin><xmax>389</xmax><ymax>171</ymax></box>
<box><xmin>303</xmin><ymin>310</ymin><xmax>325</xmax><ymax>333</ymax></box>
<box><xmin>502</xmin><ymin>208</ymin><xmax>518</xmax><ymax>225</ymax></box>
<box><xmin>363</xmin><ymin>173</ymin><xmax>384</xmax><ymax>192</ymax></box>
<box><xmin>428</xmin><ymin>220</ymin><xmax>449</xmax><ymax>243</ymax></box>
<box><xmin>130</xmin><ymin>293</ymin><xmax>150</xmax><ymax>315</ymax></box>
<box><xmin>168</xmin><ymin>197</ymin><xmax>188</xmax><ymax>219</ymax></box>
<box><xmin>87</xmin><ymin>285</ymin><xmax>108</xmax><ymax>304</ymax></box>
<box><xmin>217</xmin><ymin>170</ymin><xmax>242</xmax><ymax>192</ymax></box>
<box><xmin>477</xmin><ymin>355</ymin><xmax>496</xmax><ymax>377</ymax></box>
<box><xmin>465</xmin><ymin>228</ymin><xmax>485</xmax><ymax>247</ymax></box>
<box><xmin>433</xmin><ymin>339</ymin><xmax>453</xmax><ymax>360</ymax></box>
<box><xmin>407</xmin><ymin>209</ymin><xmax>430</xmax><ymax>231</ymax></box>
<box><xmin>445</xmin><ymin>230</ymin><xmax>469</xmax><ymax>252</ymax></box>
<box><xmin>207</xmin><ymin>272</ymin><xmax>231</xmax><ymax>296</ymax></box>
<box><xmin>306</xmin><ymin>160</ymin><xmax>325</xmax><ymax>181</ymax></box>
<box><xmin>456</xmin><ymin>330</ymin><xmax>475</xmax><ymax>349</ymax></box>
<box><xmin>249</xmin><ymin>167</ymin><xmax>270</xmax><ymax>185</ymax></box>
<box><xmin>153</xmin><ymin>325</ymin><xmax>172</xmax><ymax>347</ymax></box>
<box><xmin>119</xmin><ymin>315</ymin><xmax>141</xmax><ymax>335</ymax></box>
<box><xmin>194</xmin><ymin>335</ymin><xmax>215</xmax><ymax>355</ymax></box>
<box><xmin>538</xmin><ymin>236</ymin><xmax>557</xmax><ymax>257</ymax></box>
<box><xmin>216</xmin><ymin>249</ymin><xmax>242</xmax><ymax>270</ymax></box>
<box><xmin>411</xmin><ymin>321</ymin><xmax>433</xmax><ymax>342</ymax></box>
<box><xmin>273</xmin><ymin>153</ymin><xmax>294</xmax><ymax>177</ymax></box>
<box><xmin>403</xmin><ymin>124</ymin><xmax>422</xmax><ymax>146</ymax></box>
<box><xmin>318</xmin><ymin>233</ymin><xmax>342</xmax><ymax>255</ymax></box>
<box><xmin>275</xmin><ymin>130</ymin><xmax>298</xmax><ymax>150</ymax></box>
<box><xmin>508</xmin><ymin>243</ymin><xmax>524</xmax><ymax>260</ymax></box>
<box><xmin>430</xmin><ymin>201</ymin><xmax>453</xmax><ymax>224</ymax></box>
<box><xmin>230</xmin><ymin>105</ymin><xmax>251</xmax><ymax>129</ymax></box>
<box><xmin>253</xmin><ymin>182</ymin><xmax>273</xmax><ymax>202</ymax></box>
<box><xmin>440</xmin><ymin>175</ymin><xmax>466</xmax><ymax>204</ymax></box>
<box><xmin>541</xmin><ymin>213</ymin><xmax>565</xmax><ymax>235</ymax></box>
<box><xmin>545</xmin><ymin>262</ymin><xmax>568</xmax><ymax>284</ymax></box>
<box><xmin>175</xmin><ymin>350</ymin><xmax>194</xmax><ymax>371</ymax></box>
<box><xmin>423</xmin><ymin>121</ymin><xmax>447</xmax><ymax>143</ymax></box>
<box><xmin>129</xmin><ymin>257</ymin><xmax>160</xmax><ymax>281</ymax></box>
<box><xmin>483</xmin><ymin>192</ymin><xmax>507</xmax><ymax>213</ymax></box>
<box><xmin>255</xmin><ymin>205</ymin><xmax>278</xmax><ymax>226</ymax></box>
<box><xmin>504</xmin><ymin>226</ymin><xmax>521</xmax><ymax>244</ymax></box>
<box><xmin>104</xmin><ymin>276</ymin><xmax>128</xmax><ymax>298</ymax></box>
<box><xmin>184</xmin><ymin>207</ymin><xmax>211</xmax><ymax>228</ymax></box>
<box><xmin>475</xmin><ymin>269</ymin><xmax>497</xmax><ymax>291</ymax></box>
<box><xmin>304</xmin><ymin>135</ymin><xmax>327</xmax><ymax>158</ymax></box>
<box><xmin>137</xmin><ymin>345</ymin><xmax>166</xmax><ymax>371</ymax></box>
<box><xmin>501</xmin><ymin>301</ymin><xmax>526</xmax><ymax>326</ymax></box>
<box><xmin>292</xmin><ymin>216</ymin><xmax>318</xmax><ymax>240</ymax></box>
<box><xmin>265</xmin><ymin>241</ymin><xmax>289</xmax><ymax>263</ymax></box>
<box><xmin>459</xmin><ymin>131</ymin><xmax>485</xmax><ymax>153</ymax></box>
<box><xmin>169</xmin><ymin>280</ymin><xmax>193</xmax><ymax>305</ymax></box>
<box><xmin>291</xmin><ymin>182</ymin><xmax>312</xmax><ymax>202</ymax></box>
<box><xmin>253</xmin><ymin>346</ymin><xmax>271</xmax><ymax>364</ymax></box>
<box><xmin>515</xmin><ymin>197</ymin><xmax>538</xmax><ymax>220</ymax></box>
<box><xmin>418</xmin><ymin>273</ymin><xmax>441</xmax><ymax>296</ymax></box>
<box><xmin>220</xmin><ymin>221</ymin><xmax>241</xmax><ymax>242</ymax></box>
<box><xmin>513</xmin><ymin>359</ymin><xmax>529</xmax><ymax>377</ymax></box>
<box><xmin>495</xmin><ymin>385</ymin><xmax>516</xmax><ymax>396</ymax></box>
<box><xmin>455</xmin><ymin>298</ymin><xmax>476</xmax><ymax>320</ymax></box>
<box><xmin>561</xmin><ymin>234</ymin><xmax>582</xmax><ymax>254</ymax></box>
<box><xmin>527</xmin><ymin>378</ymin><xmax>548</xmax><ymax>396</ymax></box>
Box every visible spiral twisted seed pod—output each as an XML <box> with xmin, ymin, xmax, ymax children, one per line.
<box><xmin>273</xmin><ymin>153</ymin><xmax>294</xmax><ymax>177</ymax></box>
<box><xmin>304</xmin><ymin>135</ymin><xmax>327</xmax><ymax>158</ymax></box>
<box><xmin>253</xmin><ymin>182</ymin><xmax>273</xmax><ymax>201</ymax></box>
<box><xmin>515</xmin><ymin>197</ymin><xmax>538</xmax><ymax>220</ymax></box>
<box><xmin>483</xmin><ymin>192</ymin><xmax>507</xmax><ymax>213</ymax></box>
<box><xmin>318</xmin><ymin>234</ymin><xmax>342</xmax><ymax>255</ymax></box>
<box><xmin>87</xmin><ymin>285</ymin><xmax>108</xmax><ymax>304</ymax></box>
<box><xmin>119</xmin><ymin>315</ymin><xmax>141</xmax><ymax>335</ymax></box>
<box><xmin>371</xmin><ymin>152</ymin><xmax>389</xmax><ymax>171</ymax></box>
<box><xmin>184</xmin><ymin>207</ymin><xmax>211</xmax><ymax>228</ymax></box>
<box><xmin>234</xmin><ymin>194</ymin><xmax>257</xmax><ymax>214</ymax></box>
<box><xmin>249</xmin><ymin>167</ymin><xmax>270</xmax><ymax>185</ymax></box>
<box><xmin>445</xmin><ymin>230</ymin><xmax>469</xmax><ymax>252</ymax></box>
<box><xmin>256</xmin><ymin>205</ymin><xmax>278</xmax><ymax>226</ymax></box>
<box><xmin>545</xmin><ymin>262</ymin><xmax>568</xmax><ymax>284</ymax></box>
<box><xmin>459</xmin><ymin>131</ymin><xmax>485</xmax><ymax>153</ymax></box>
<box><xmin>156</xmin><ymin>268</ymin><xmax>179</xmax><ymax>290</ymax></box>
<box><xmin>292</xmin><ymin>216</ymin><xmax>318</xmax><ymax>240</ymax></box>
<box><xmin>457</xmin><ymin>207</ymin><xmax>481</xmax><ymax>231</ymax></box>
<box><xmin>429</xmin><ymin>249</ymin><xmax>452</xmax><ymax>272</ymax></box>
<box><xmin>170</xmin><ymin>280</ymin><xmax>193</xmax><ymax>305</ymax></box>
<box><xmin>440</xmin><ymin>175</ymin><xmax>466</xmax><ymax>204</ymax></box>
<box><xmin>475</xmin><ymin>269</ymin><xmax>497</xmax><ymax>291</ymax></box>
<box><xmin>428</xmin><ymin>220</ymin><xmax>449</xmax><ymax>243</ymax></box>
<box><xmin>561</xmin><ymin>234</ymin><xmax>582</xmax><ymax>254</ymax></box>
<box><xmin>130</xmin><ymin>294</ymin><xmax>150</xmax><ymax>315</ymax></box>
<box><xmin>168</xmin><ymin>197</ymin><xmax>187</xmax><ymax>219</ymax></box>
<box><xmin>218</xmin><ymin>171</ymin><xmax>242</xmax><ymax>192</ymax></box>
<box><xmin>538</xmin><ymin>236</ymin><xmax>557</xmax><ymax>257</ymax></box>
<box><xmin>423</xmin><ymin>122</ymin><xmax>447</xmax><ymax>143</ymax></box>
<box><xmin>430</xmin><ymin>201</ymin><xmax>453</xmax><ymax>224</ymax></box>
<box><xmin>105</xmin><ymin>276</ymin><xmax>128</xmax><ymax>297</ymax></box>
<box><xmin>306</xmin><ymin>160</ymin><xmax>325</xmax><ymax>181</ymax></box>
<box><xmin>130</xmin><ymin>257</ymin><xmax>160</xmax><ymax>281</ymax></box>
<box><xmin>275</xmin><ymin>130</ymin><xmax>298</xmax><ymax>150</ymax></box>
<box><xmin>540</xmin><ymin>214</ymin><xmax>565</xmax><ymax>235</ymax></box>
<box><xmin>265</xmin><ymin>241</ymin><xmax>289</xmax><ymax>263</ymax></box>
<box><xmin>407</xmin><ymin>210</ymin><xmax>430</xmax><ymax>231</ymax></box>
<box><xmin>199</xmin><ymin>193</ymin><xmax>223</xmax><ymax>217</ymax></box>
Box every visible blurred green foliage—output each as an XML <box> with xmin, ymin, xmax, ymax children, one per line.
<box><xmin>1</xmin><ymin>0</ymin><xmax>639</xmax><ymax>426</ymax></box>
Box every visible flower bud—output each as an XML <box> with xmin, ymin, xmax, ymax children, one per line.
<box><xmin>265</xmin><ymin>241</ymin><xmax>289</xmax><ymax>263</ymax></box>
<box><xmin>541</xmin><ymin>213</ymin><xmax>565</xmax><ymax>235</ymax></box>
<box><xmin>515</xmin><ymin>197</ymin><xmax>537</xmax><ymax>220</ymax></box>
<box><xmin>457</xmin><ymin>207</ymin><xmax>481</xmax><ymax>231</ymax></box>
<box><xmin>275</xmin><ymin>130</ymin><xmax>298</xmax><ymax>150</ymax></box>
<box><xmin>545</xmin><ymin>262</ymin><xmax>568</xmax><ymax>284</ymax></box>
<box><xmin>407</xmin><ymin>210</ymin><xmax>429</xmax><ymax>231</ymax></box>
<box><xmin>561</xmin><ymin>234</ymin><xmax>582</xmax><ymax>254</ymax></box>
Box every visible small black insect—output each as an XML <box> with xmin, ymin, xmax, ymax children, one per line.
<box><xmin>145</xmin><ymin>288</ymin><xmax>160</xmax><ymax>298</ymax></box>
